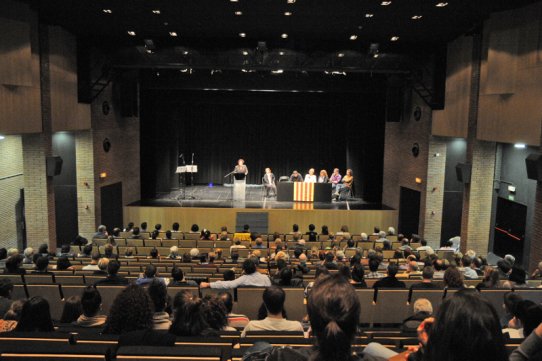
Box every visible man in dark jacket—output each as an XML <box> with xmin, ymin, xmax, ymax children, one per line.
<box><xmin>373</xmin><ymin>263</ymin><xmax>406</xmax><ymax>289</ymax></box>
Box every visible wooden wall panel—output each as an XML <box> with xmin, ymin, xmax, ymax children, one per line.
<box><xmin>49</xmin><ymin>26</ymin><xmax>91</xmax><ymax>132</ymax></box>
<box><xmin>123</xmin><ymin>206</ymin><xmax>398</xmax><ymax>235</ymax></box>
<box><xmin>432</xmin><ymin>36</ymin><xmax>472</xmax><ymax>138</ymax></box>
<box><xmin>0</xmin><ymin>18</ymin><xmax>32</xmax><ymax>86</ymax></box>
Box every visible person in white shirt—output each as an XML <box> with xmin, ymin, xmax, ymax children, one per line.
<box><xmin>304</xmin><ymin>168</ymin><xmax>317</xmax><ymax>183</ymax></box>
<box><xmin>416</xmin><ymin>239</ymin><xmax>435</xmax><ymax>255</ymax></box>
<box><xmin>241</xmin><ymin>286</ymin><xmax>304</xmax><ymax>337</ymax></box>
<box><xmin>200</xmin><ymin>259</ymin><xmax>271</xmax><ymax>289</ymax></box>
<box><xmin>461</xmin><ymin>255</ymin><xmax>479</xmax><ymax>280</ymax></box>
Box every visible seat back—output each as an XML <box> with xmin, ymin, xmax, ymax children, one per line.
<box><xmin>12</xmin><ymin>284</ymin><xmax>27</xmax><ymax>300</ymax></box>
<box><xmin>373</xmin><ymin>289</ymin><xmax>409</xmax><ymax>324</ymax></box>
<box><xmin>26</xmin><ymin>284</ymin><xmax>63</xmax><ymax>320</ymax></box>
<box><xmin>514</xmin><ymin>289</ymin><xmax>542</xmax><ymax>304</ymax></box>
<box><xmin>93</xmin><ymin>286</ymin><xmax>126</xmax><ymax>314</ymax></box>
<box><xmin>479</xmin><ymin>289</ymin><xmax>510</xmax><ymax>320</ymax></box>
<box><xmin>54</xmin><ymin>275</ymin><xmax>86</xmax><ymax>285</ymax></box>
<box><xmin>116</xmin><ymin>345</ymin><xmax>224</xmax><ymax>361</ymax></box>
<box><xmin>0</xmin><ymin>274</ymin><xmax>24</xmax><ymax>284</ymax></box>
<box><xmin>236</xmin><ymin>288</ymin><xmax>265</xmax><ymax>319</ymax></box>
<box><xmin>167</xmin><ymin>286</ymin><xmax>199</xmax><ymax>301</ymax></box>
<box><xmin>126</xmin><ymin>239</ymin><xmax>144</xmax><ymax>247</ymax></box>
<box><xmin>23</xmin><ymin>274</ymin><xmax>55</xmax><ymax>284</ymax></box>
<box><xmin>355</xmin><ymin>289</ymin><xmax>376</xmax><ymax>324</ymax></box>
<box><xmin>283</xmin><ymin>288</ymin><xmax>306</xmax><ymax>321</ymax></box>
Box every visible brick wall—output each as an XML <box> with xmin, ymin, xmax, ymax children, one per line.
<box><xmin>0</xmin><ymin>136</ymin><xmax>24</xmax><ymax>249</ymax></box>
<box><xmin>91</xmin><ymin>83</ymin><xmax>140</xmax><ymax>229</ymax></box>
<box><xmin>382</xmin><ymin>92</ymin><xmax>433</xmax><ymax>238</ymax></box>
<box><xmin>423</xmin><ymin>138</ymin><xmax>447</xmax><ymax>248</ymax></box>
<box><xmin>75</xmin><ymin>130</ymin><xmax>95</xmax><ymax>240</ymax></box>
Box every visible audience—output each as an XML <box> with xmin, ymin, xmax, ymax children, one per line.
<box><xmin>94</xmin><ymin>259</ymin><xmax>129</xmax><ymax>286</ymax></box>
<box><xmin>136</xmin><ymin>264</ymin><xmax>165</xmax><ymax>286</ymax></box>
<box><xmin>74</xmin><ymin>286</ymin><xmax>107</xmax><ymax>328</ymax></box>
<box><xmin>410</xmin><ymin>266</ymin><xmax>439</xmax><ymax>289</ymax></box>
<box><xmin>201</xmin><ymin>259</ymin><xmax>271</xmax><ymax>289</ymax></box>
<box><xmin>14</xmin><ymin>296</ymin><xmax>54</xmax><ymax>332</ymax></box>
<box><xmin>373</xmin><ymin>263</ymin><xmax>406</xmax><ymax>289</ymax></box>
<box><xmin>0</xmin><ymin>279</ymin><xmax>13</xmax><ymax>317</ymax></box>
<box><xmin>401</xmin><ymin>298</ymin><xmax>433</xmax><ymax>333</ymax></box>
<box><xmin>218</xmin><ymin>291</ymin><xmax>249</xmax><ymax>328</ymax></box>
<box><xmin>147</xmin><ymin>279</ymin><xmax>171</xmax><ymax>330</ymax></box>
<box><xmin>59</xmin><ymin>296</ymin><xmax>82</xmax><ymax>324</ymax></box>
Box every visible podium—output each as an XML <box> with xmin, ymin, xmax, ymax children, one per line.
<box><xmin>233</xmin><ymin>173</ymin><xmax>246</xmax><ymax>201</ymax></box>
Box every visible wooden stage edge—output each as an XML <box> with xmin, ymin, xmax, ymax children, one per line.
<box><xmin>124</xmin><ymin>206</ymin><xmax>398</xmax><ymax>235</ymax></box>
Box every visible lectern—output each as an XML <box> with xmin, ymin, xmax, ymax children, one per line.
<box><xmin>233</xmin><ymin>172</ymin><xmax>246</xmax><ymax>201</ymax></box>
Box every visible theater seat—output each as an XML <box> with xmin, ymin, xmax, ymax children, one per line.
<box><xmin>116</xmin><ymin>346</ymin><xmax>226</xmax><ymax>361</ymax></box>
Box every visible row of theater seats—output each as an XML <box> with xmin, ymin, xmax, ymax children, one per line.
<box><xmin>0</xmin><ymin>329</ymin><xmax>524</xmax><ymax>361</ymax></box>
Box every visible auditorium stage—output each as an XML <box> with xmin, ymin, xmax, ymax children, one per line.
<box><xmin>125</xmin><ymin>185</ymin><xmax>397</xmax><ymax>234</ymax></box>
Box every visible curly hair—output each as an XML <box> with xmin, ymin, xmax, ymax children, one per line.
<box><xmin>201</xmin><ymin>295</ymin><xmax>228</xmax><ymax>331</ymax></box>
<box><xmin>443</xmin><ymin>267</ymin><xmax>464</xmax><ymax>288</ymax></box>
<box><xmin>102</xmin><ymin>285</ymin><xmax>153</xmax><ymax>334</ymax></box>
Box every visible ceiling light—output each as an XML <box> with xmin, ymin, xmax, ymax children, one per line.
<box><xmin>152</xmin><ymin>9</ymin><xmax>161</xmax><ymax>14</ymax></box>
<box><xmin>365</xmin><ymin>13</ymin><xmax>374</xmax><ymax>18</ymax></box>
<box><xmin>349</xmin><ymin>34</ymin><xmax>358</xmax><ymax>40</ymax></box>
<box><xmin>373</xmin><ymin>53</ymin><xmax>380</xmax><ymax>58</ymax></box>
<box><xmin>514</xmin><ymin>143</ymin><xmax>526</xmax><ymax>149</ymax></box>
<box><xmin>235</xmin><ymin>11</ymin><xmax>243</xmax><ymax>15</ymax></box>
<box><xmin>287</xmin><ymin>0</ymin><xmax>296</xmax><ymax>3</ymax></box>
<box><xmin>102</xmin><ymin>9</ymin><xmax>112</xmax><ymax>14</ymax></box>
<box><xmin>230</xmin><ymin>0</ymin><xmax>238</xmax><ymax>2</ymax></box>
<box><xmin>146</xmin><ymin>49</ymin><xmax>153</xmax><ymax>54</ymax></box>
<box><xmin>0</xmin><ymin>135</ymin><xmax>5</xmax><ymax>140</ymax></box>
<box><xmin>337</xmin><ymin>53</ymin><xmax>345</xmax><ymax>58</ymax></box>
<box><xmin>411</xmin><ymin>15</ymin><xmax>423</xmax><ymax>20</ymax></box>
<box><xmin>242</xmin><ymin>50</ymin><xmax>249</xmax><ymax>56</ymax></box>
<box><xmin>271</xmin><ymin>69</ymin><xmax>284</xmax><ymax>74</ymax></box>
<box><xmin>127</xmin><ymin>31</ymin><xmax>136</xmax><ymax>36</ymax></box>
<box><xmin>391</xmin><ymin>36</ymin><xmax>400</xmax><ymax>41</ymax></box>
<box><xmin>169</xmin><ymin>32</ymin><xmax>178</xmax><ymax>37</ymax></box>
<box><xmin>381</xmin><ymin>1</ymin><xmax>392</xmax><ymax>5</ymax></box>
<box><xmin>279</xmin><ymin>51</ymin><xmax>285</xmax><ymax>55</ymax></box>
<box><xmin>281</xmin><ymin>33</ymin><xmax>288</xmax><ymax>39</ymax></box>
<box><xmin>284</xmin><ymin>11</ymin><xmax>292</xmax><ymax>16</ymax></box>
<box><xmin>183</xmin><ymin>51</ymin><xmax>189</xmax><ymax>55</ymax></box>
<box><xmin>239</xmin><ymin>32</ymin><xmax>246</xmax><ymax>37</ymax></box>
<box><xmin>436</xmin><ymin>2</ymin><xmax>448</xmax><ymax>7</ymax></box>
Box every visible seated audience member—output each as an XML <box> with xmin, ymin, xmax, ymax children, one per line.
<box><xmin>219</xmin><ymin>291</ymin><xmax>249</xmax><ymax>328</ymax></box>
<box><xmin>164</xmin><ymin>230</ymin><xmax>174</xmax><ymax>240</ymax></box>
<box><xmin>78</xmin><ymin>244</ymin><xmax>93</xmax><ymax>258</ymax></box>
<box><xmin>58</xmin><ymin>244</ymin><xmax>73</xmax><ymax>258</ymax></box>
<box><xmin>241</xmin><ymin>286</ymin><xmax>303</xmax><ymax>337</ymax></box>
<box><xmin>172</xmin><ymin>222</ymin><xmax>180</xmax><ymax>232</ymax></box>
<box><xmin>140</xmin><ymin>222</ymin><xmax>148</xmax><ymax>232</ymax></box>
<box><xmin>72</xmin><ymin>235</ymin><xmax>88</xmax><ymax>246</ymax></box>
<box><xmin>102</xmin><ymin>243</ymin><xmax>115</xmax><ymax>259</ymax></box>
<box><xmin>410</xmin><ymin>266</ymin><xmax>440</xmax><ymax>289</ymax></box>
<box><xmin>170</xmin><ymin>267</ymin><xmax>197</xmax><ymax>286</ymax></box>
<box><xmin>304</xmin><ymin>168</ymin><xmax>317</xmax><ymax>183</ymax></box>
<box><xmin>0</xmin><ymin>300</ymin><xmax>24</xmax><ymax>332</ymax></box>
<box><xmin>103</xmin><ymin>285</ymin><xmax>175</xmax><ymax>347</ymax></box>
<box><xmin>154</xmin><ymin>223</ymin><xmax>162</xmax><ymax>232</ymax></box>
<box><xmin>504</xmin><ymin>266</ymin><xmax>528</xmax><ymax>289</ymax></box>
<box><xmin>460</xmin><ymin>255</ymin><xmax>478</xmax><ymax>280</ymax></box>
<box><xmin>373</xmin><ymin>263</ymin><xmax>406</xmax><ymax>289</ymax></box>
<box><xmin>350</xmin><ymin>264</ymin><xmax>367</xmax><ymax>288</ymax></box>
<box><xmin>106</xmin><ymin>236</ymin><xmax>117</xmax><ymax>247</ymax></box>
<box><xmin>504</xmin><ymin>254</ymin><xmax>516</xmax><ymax>266</ymax></box>
<box><xmin>401</xmin><ymin>298</ymin><xmax>433</xmax><ymax>333</ymax></box>
<box><xmin>14</xmin><ymin>296</ymin><xmax>55</xmax><ymax>332</ymax></box>
<box><xmin>168</xmin><ymin>246</ymin><xmax>179</xmax><ymax>259</ymax></box>
<box><xmin>200</xmin><ymin>229</ymin><xmax>212</xmax><ymax>240</ymax></box>
<box><xmin>169</xmin><ymin>295</ymin><xmax>220</xmax><ymax>336</ymax></box>
<box><xmin>201</xmin><ymin>259</ymin><xmax>271</xmax><ymax>289</ymax></box>
<box><xmin>189</xmin><ymin>248</ymin><xmax>200</xmax><ymax>260</ymax></box>
<box><xmin>443</xmin><ymin>266</ymin><xmax>465</xmax><ymax>289</ymax></box>
<box><xmin>124</xmin><ymin>222</ymin><xmax>134</xmax><ymax>232</ymax></box>
<box><xmin>147</xmin><ymin>279</ymin><xmax>171</xmax><ymax>330</ymax></box>
<box><xmin>438</xmin><ymin>240</ymin><xmax>455</xmax><ymax>251</ymax></box>
<box><xmin>273</xmin><ymin>267</ymin><xmax>303</xmax><ymax>288</ymax></box>
<box><xmin>305</xmin><ymin>224</ymin><xmax>318</xmax><ymax>242</ymax></box>
<box><xmin>304</xmin><ymin>266</ymin><xmax>330</xmax><ymax>297</ymax></box>
<box><xmin>59</xmin><ymin>296</ymin><xmax>82</xmax><ymax>324</ymax></box>
<box><xmin>22</xmin><ymin>247</ymin><xmax>34</xmax><ymax>264</ymax></box>
<box><xmin>476</xmin><ymin>267</ymin><xmax>500</xmax><ymax>290</ymax></box>
<box><xmin>38</xmin><ymin>244</ymin><xmax>50</xmax><ymax>257</ymax></box>
<box><xmin>4</xmin><ymin>255</ymin><xmax>26</xmax><ymax>274</ymax></box>
<box><xmin>514</xmin><ymin>302</ymin><xmax>542</xmax><ymax>340</ymax></box>
<box><xmin>31</xmin><ymin>256</ymin><xmax>53</xmax><ymax>274</ymax></box>
<box><xmin>111</xmin><ymin>227</ymin><xmax>122</xmax><ymax>238</ymax></box>
<box><xmin>73</xmin><ymin>286</ymin><xmax>107</xmax><ymax>328</ymax></box>
<box><xmin>253</xmin><ymin>238</ymin><xmax>265</xmax><ymax>249</ymax></box>
<box><xmin>93</xmin><ymin>257</ymin><xmax>109</xmax><ymax>275</ymax></box>
<box><xmin>365</xmin><ymin>258</ymin><xmax>385</xmax><ymax>279</ymax></box>
<box><xmin>320</xmin><ymin>225</ymin><xmax>329</xmax><ymax>235</ymax></box>
<box><xmin>416</xmin><ymin>239</ymin><xmax>435</xmax><ymax>255</ymax></box>
<box><xmin>190</xmin><ymin>224</ymin><xmax>200</xmax><ymax>233</ymax></box>
<box><xmin>501</xmin><ymin>292</ymin><xmax>523</xmax><ymax>329</ymax></box>
<box><xmin>230</xmin><ymin>239</ymin><xmax>246</xmax><ymax>254</ymax></box>
<box><xmin>289</xmin><ymin>170</ymin><xmax>303</xmax><ymax>182</ymax></box>
<box><xmin>497</xmin><ymin>259</ymin><xmax>512</xmax><ymax>279</ymax></box>
<box><xmin>148</xmin><ymin>247</ymin><xmax>160</xmax><ymax>259</ymax></box>
<box><xmin>531</xmin><ymin>261</ymin><xmax>542</xmax><ymax>280</ymax></box>
<box><xmin>323</xmin><ymin>252</ymin><xmax>338</xmax><ymax>270</ymax></box>
<box><xmin>129</xmin><ymin>227</ymin><xmax>142</xmax><ymax>239</ymax></box>
<box><xmin>0</xmin><ymin>279</ymin><xmax>13</xmax><ymax>317</ymax></box>
<box><xmin>55</xmin><ymin>256</ymin><xmax>74</xmax><ymax>271</ymax></box>
<box><xmin>136</xmin><ymin>264</ymin><xmax>166</xmax><ymax>286</ymax></box>
<box><xmin>94</xmin><ymin>260</ymin><xmax>129</xmax><ymax>286</ymax></box>
<box><xmin>223</xmin><ymin>269</ymin><xmax>236</xmax><ymax>281</ymax></box>
<box><xmin>93</xmin><ymin>225</ymin><xmax>108</xmax><ymax>239</ymax></box>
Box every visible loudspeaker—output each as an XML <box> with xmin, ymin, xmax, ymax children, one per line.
<box><xmin>456</xmin><ymin>163</ymin><xmax>472</xmax><ymax>184</ymax></box>
<box><xmin>526</xmin><ymin>154</ymin><xmax>542</xmax><ymax>181</ymax></box>
<box><xmin>46</xmin><ymin>156</ymin><xmax>63</xmax><ymax>177</ymax></box>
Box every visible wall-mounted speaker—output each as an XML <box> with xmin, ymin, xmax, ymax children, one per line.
<box><xmin>456</xmin><ymin>162</ymin><xmax>472</xmax><ymax>184</ymax></box>
<box><xmin>526</xmin><ymin>154</ymin><xmax>542</xmax><ymax>181</ymax></box>
<box><xmin>46</xmin><ymin>156</ymin><xmax>63</xmax><ymax>177</ymax></box>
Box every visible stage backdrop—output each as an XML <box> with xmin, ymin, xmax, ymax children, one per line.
<box><xmin>140</xmin><ymin>90</ymin><xmax>385</xmax><ymax>203</ymax></box>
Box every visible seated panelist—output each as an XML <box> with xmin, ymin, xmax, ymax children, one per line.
<box><xmin>262</xmin><ymin>168</ymin><xmax>277</xmax><ymax>197</ymax></box>
<box><xmin>304</xmin><ymin>168</ymin><xmax>317</xmax><ymax>183</ymax></box>
<box><xmin>289</xmin><ymin>170</ymin><xmax>303</xmax><ymax>182</ymax></box>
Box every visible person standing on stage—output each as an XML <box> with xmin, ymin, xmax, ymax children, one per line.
<box><xmin>234</xmin><ymin>159</ymin><xmax>248</xmax><ymax>175</ymax></box>
<box><xmin>329</xmin><ymin>168</ymin><xmax>342</xmax><ymax>192</ymax></box>
<box><xmin>262</xmin><ymin>168</ymin><xmax>277</xmax><ymax>198</ymax></box>
<box><xmin>318</xmin><ymin>170</ymin><xmax>329</xmax><ymax>183</ymax></box>
<box><xmin>304</xmin><ymin>168</ymin><xmax>317</xmax><ymax>183</ymax></box>
<box><xmin>289</xmin><ymin>170</ymin><xmax>303</xmax><ymax>182</ymax></box>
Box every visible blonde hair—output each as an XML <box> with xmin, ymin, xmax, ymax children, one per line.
<box><xmin>413</xmin><ymin>298</ymin><xmax>433</xmax><ymax>315</ymax></box>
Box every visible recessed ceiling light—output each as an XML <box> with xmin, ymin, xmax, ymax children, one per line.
<box><xmin>169</xmin><ymin>32</ymin><xmax>178</xmax><ymax>37</ymax></box>
<box><xmin>436</xmin><ymin>2</ymin><xmax>448</xmax><ymax>7</ymax></box>
<box><xmin>102</xmin><ymin>9</ymin><xmax>112</xmax><ymax>14</ymax></box>
<box><xmin>242</xmin><ymin>50</ymin><xmax>249</xmax><ymax>56</ymax></box>
<box><xmin>235</xmin><ymin>11</ymin><xmax>243</xmax><ymax>15</ymax></box>
<box><xmin>349</xmin><ymin>34</ymin><xmax>358</xmax><ymax>40</ymax></box>
<box><xmin>287</xmin><ymin>0</ymin><xmax>296</xmax><ymax>3</ymax></box>
<box><xmin>279</xmin><ymin>51</ymin><xmax>285</xmax><ymax>55</ymax></box>
<box><xmin>391</xmin><ymin>36</ymin><xmax>400</xmax><ymax>41</ymax></box>
<box><xmin>337</xmin><ymin>53</ymin><xmax>345</xmax><ymax>58</ymax></box>
<box><xmin>271</xmin><ymin>69</ymin><xmax>284</xmax><ymax>74</ymax></box>
<box><xmin>183</xmin><ymin>51</ymin><xmax>189</xmax><ymax>55</ymax></box>
<box><xmin>373</xmin><ymin>53</ymin><xmax>380</xmax><ymax>58</ymax></box>
<box><xmin>239</xmin><ymin>32</ymin><xmax>246</xmax><ymax>37</ymax></box>
<box><xmin>230</xmin><ymin>0</ymin><xmax>238</xmax><ymax>2</ymax></box>
<box><xmin>381</xmin><ymin>1</ymin><xmax>392</xmax><ymax>5</ymax></box>
<box><xmin>152</xmin><ymin>9</ymin><xmax>161</xmax><ymax>14</ymax></box>
<box><xmin>284</xmin><ymin>11</ymin><xmax>292</xmax><ymax>16</ymax></box>
<box><xmin>514</xmin><ymin>143</ymin><xmax>526</xmax><ymax>149</ymax></box>
<box><xmin>281</xmin><ymin>33</ymin><xmax>288</xmax><ymax>39</ymax></box>
<box><xmin>365</xmin><ymin>13</ymin><xmax>374</xmax><ymax>18</ymax></box>
<box><xmin>146</xmin><ymin>49</ymin><xmax>153</xmax><ymax>54</ymax></box>
<box><xmin>411</xmin><ymin>15</ymin><xmax>423</xmax><ymax>20</ymax></box>
<box><xmin>127</xmin><ymin>31</ymin><xmax>136</xmax><ymax>36</ymax></box>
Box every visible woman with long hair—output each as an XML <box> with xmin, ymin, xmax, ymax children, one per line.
<box><xmin>14</xmin><ymin>297</ymin><xmax>54</xmax><ymax>332</ymax></box>
<box><xmin>102</xmin><ymin>285</ymin><xmax>153</xmax><ymax>334</ymax></box>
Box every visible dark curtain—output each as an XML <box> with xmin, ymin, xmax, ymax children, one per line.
<box><xmin>141</xmin><ymin>90</ymin><xmax>385</xmax><ymax>202</ymax></box>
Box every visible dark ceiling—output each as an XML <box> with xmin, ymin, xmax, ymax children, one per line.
<box><xmin>29</xmin><ymin>0</ymin><xmax>539</xmax><ymax>53</ymax></box>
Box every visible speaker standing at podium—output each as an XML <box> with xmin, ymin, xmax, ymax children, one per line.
<box><xmin>233</xmin><ymin>159</ymin><xmax>248</xmax><ymax>201</ymax></box>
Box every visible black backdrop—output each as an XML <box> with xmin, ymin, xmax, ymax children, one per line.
<box><xmin>141</xmin><ymin>90</ymin><xmax>386</xmax><ymax>203</ymax></box>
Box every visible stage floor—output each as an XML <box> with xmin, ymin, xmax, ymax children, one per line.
<box><xmin>129</xmin><ymin>185</ymin><xmax>392</xmax><ymax>210</ymax></box>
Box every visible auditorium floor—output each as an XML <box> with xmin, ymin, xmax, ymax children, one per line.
<box><xmin>130</xmin><ymin>185</ymin><xmax>392</xmax><ymax>210</ymax></box>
